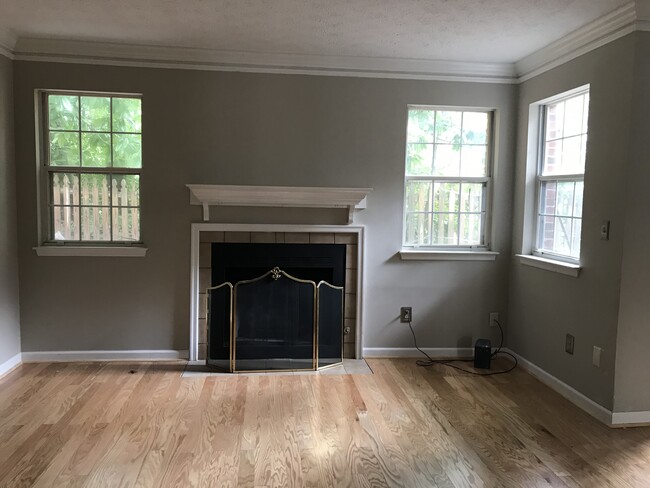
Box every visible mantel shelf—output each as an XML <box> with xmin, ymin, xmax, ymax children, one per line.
<box><xmin>187</xmin><ymin>184</ymin><xmax>372</xmax><ymax>223</ymax></box>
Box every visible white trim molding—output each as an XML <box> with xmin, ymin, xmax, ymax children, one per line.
<box><xmin>22</xmin><ymin>349</ymin><xmax>188</xmax><ymax>362</ymax></box>
<box><xmin>0</xmin><ymin>27</ymin><xmax>16</xmax><ymax>60</ymax></box>
<box><xmin>366</xmin><ymin>345</ymin><xmax>647</xmax><ymax>428</ymax></box>
<box><xmin>190</xmin><ymin>223</ymin><xmax>366</xmax><ymax>362</ymax></box>
<box><xmin>187</xmin><ymin>184</ymin><xmax>372</xmax><ymax>223</ymax></box>
<box><xmin>506</xmin><ymin>348</ymin><xmax>650</xmax><ymax>428</ymax></box>
<box><xmin>1</xmin><ymin>2</ymin><xmax>649</xmax><ymax>83</ymax></box>
<box><xmin>13</xmin><ymin>37</ymin><xmax>517</xmax><ymax>84</ymax></box>
<box><xmin>516</xmin><ymin>2</ymin><xmax>637</xmax><ymax>82</ymax></box>
<box><xmin>399</xmin><ymin>250</ymin><xmax>499</xmax><ymax>261</ymax></box>
<box><xmin>34</xmin><ymin>246</ymin><xmax>148</xmax><ymax>257</ymax></box>
<box><xmin>516</xmin><ymin>254</ymin><xmax>581</xmax><ymax>277</ymax></box>
<box><xmin>363</xmin><ymin>347</ymin><xmax>474</xmax><ymax>358</ymax></box>
<box><xmin>504</xmin><ymin>349</ymin><xmax>613</xmax><ymax>425</ymax></box>
<box><xmin>0</xmin><ymin>353</ymin><xmax>22</xmax><ymax>378</ymax></box>
<box><xmin>611</xmin><ymin>411</ymin><xmax>650</xmax><ymax>427</ymax></box>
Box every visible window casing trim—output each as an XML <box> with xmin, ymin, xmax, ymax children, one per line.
<box><xmin>401</xmin><ymin>106</ymin><xmax>495</xmax><ymax>250</ymax></box>
<box><xmin>36</xmin><ymin>89</ymin><xmax>144</xmax><ymax>248</ymax></box>
<box><xmin>530</xmin><ymin>86</ymin><xmax>589</xmax><ymax>263</ymax></box>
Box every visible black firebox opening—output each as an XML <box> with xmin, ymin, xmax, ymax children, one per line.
<box><xmin>208</xmin><ymin>243</ymin><xmax>346</xmax><ymax>371</ymax></box>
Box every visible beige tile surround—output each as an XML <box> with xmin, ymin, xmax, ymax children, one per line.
<box><xmin>198</xmin><ymin>231</ymin><xmax>358</xmax><ymax>361</ymax></box>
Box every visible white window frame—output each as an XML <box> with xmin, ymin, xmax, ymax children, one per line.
<box><xmin>34</xmin><ymin>89</ymin><xmax>147</xmax><ymax>256</ymax></box>
<box><xmin>401</xmin><ymin>105</ymin><xmax>494</xmax><ymax>251</ymax></box>
<box><xmin>532</xmin><ymin>86</ymin><xmax>589</xmax><ymax>264</ymax></box>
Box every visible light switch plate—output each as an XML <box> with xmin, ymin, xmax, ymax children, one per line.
<box><xmin>600</xmin><ymin>221</ymin><xmax>610</xmax><ymax>240</ymax></box>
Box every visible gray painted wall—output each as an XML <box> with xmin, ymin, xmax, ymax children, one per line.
<box><xmin>13</xmin><ymin>62</ymin><xmax>517</xmax><ymax>354</ymax></box>
<box><xmin>0</xmin><ymin>54</ymin><xmax>21</xmax><ymax>366</ymax></box>
<box><xmin>508</xmin><ymin>36</ymin><xmax>636</xmax><ymax>410</ymax></box>
<box><xmin>613</xmin><ymin>32</ymin><xmax>650</xmax><ymax>413</ymax></box>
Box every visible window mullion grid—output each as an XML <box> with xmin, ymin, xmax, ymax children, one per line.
<box><xmin>459</xmin><ymin>113</ymin><xmax>464</xmax><ymax>179</ymax></box>
<box><xmin>538</xmin><ymin>174</ymin><xmax>583</xmax><ymax>182</ymax></box>
<box><xmin>110</xmin><ymin>97</ymin><xmax>114</xmax><ymax>242</ymax></box>
<box><xmin>570</xmin><ymin>180</ymin><xmax>577</xmax><ymax>251</ymax></box>
<box><xmin>406</xmin><ymin>175</ymin><xmax>489</xmax><ymax>183</ymax></box>
<box><xmin>77</xmin><ymin>96</ymin><xmax>82</xmax><ymax>241</ymax></box>
<box><xmin>48</xmin><ymin>166</ymin><xmax>138</xmax><ymax>175</ymax></box>
<box><xmin>456</xmin><ymin>181</ymin><xmax>462</xmax><ymax>245</ymax></box>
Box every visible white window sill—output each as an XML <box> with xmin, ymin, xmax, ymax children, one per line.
<box><xmin>399</xmin><ymin>250</ymin><xmax>499</xmax><ymax>261</ymax></box>
<box><xmin>516</xmin><ymin>254</ymin><xmax>580</xmax><ymax>277</ymax></box>
<box><xmin>34</xmin><ymin>246</ymin><xmax>148</xmax><ymax>257</ymax></box>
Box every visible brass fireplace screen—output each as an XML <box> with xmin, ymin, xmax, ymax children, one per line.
<box><xmin>206</xmin><ymin>267</ymin><xmax>344</xmax><ymax>372</ymax></box>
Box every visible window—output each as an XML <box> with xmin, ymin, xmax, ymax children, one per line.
<box><xmin>403</xmin><ymin>107</ymin><xmax>492</xmax><ymax>248</ymax></box>
<box><xmin>535</xmin><ymin>89</ymin><xmax>589</xmax><ymax>260</ymax></box>
<box><xmin>43</xmin><ymin>92</ymin><xmax>142</xmax><ymax>244</ymax></box>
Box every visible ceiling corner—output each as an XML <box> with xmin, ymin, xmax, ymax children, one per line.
<box><xmin>0</xmin><ymin>27</ymin><xmax>17</xmax><ymax>59</ymax></box>
<box><xmin>515</xmin><ymin>2</ymin><xmax>637</xmax><ymax>82</ymax></box>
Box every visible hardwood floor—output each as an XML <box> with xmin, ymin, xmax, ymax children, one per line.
<box><xmin>1</xmin><ymin>359</ymin><xmax>650</xmax><ymax>487</ymax></box>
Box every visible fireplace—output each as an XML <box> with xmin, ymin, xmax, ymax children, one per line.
<box><xmin>192</xmin><ymin>227</ymin><xmax>363</xmax><ymax>363</ymax></box>
<box><xmin>207</xmin><ymin>243</ymin><xmax>345</xmax><ymax>372</ymax></box>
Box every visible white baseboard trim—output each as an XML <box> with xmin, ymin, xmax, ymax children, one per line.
<box><xmin>610</xmin><ymin>411</ymin><xmax>650</xmax><ymax>427</ymax></box>
<box><xmin>0</xmin><ymin>353</ymin><xmax>22</xmax><ymax>378</ymax></box>
<box><xmin>367</xmin><ymin>347</ymin><xmax>650</xmax><ymax>428</ymax></box>
<box><xmin>503</xmin><ymin>348</ymin><xmax>613</xmax><ymax>426</ymax></box>
<box><xmin>363</xmin><ymin>347</ymin><xmax>473</xmax><ymax>358</ymax></box>
<box><xmin>22</xmin><ymin>349</ymin><xmax>189</xmax><ymax>362</ymax></box>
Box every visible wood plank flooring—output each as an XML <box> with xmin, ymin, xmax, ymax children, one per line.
<box><xmin>1</xmin><ymin>358</ymin><xmax>650</xmax><ymax>487</ymax></box>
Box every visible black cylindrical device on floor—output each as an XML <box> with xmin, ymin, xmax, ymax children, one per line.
<box><xmin>474</xmin><ymin>339</ymin><xmax>491</xmax><ymax>369</ymax></box>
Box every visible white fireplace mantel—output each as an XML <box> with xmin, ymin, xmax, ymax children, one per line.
<box><xmin>187</xmin><ymin>184</ymin><xmax>372</xmax><ymax>223</ymax></box>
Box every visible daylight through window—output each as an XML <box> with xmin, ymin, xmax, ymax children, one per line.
<box><xmin>535</xmin><ymin>89</ymin><xmax>589</xmax><ymax>259</ymax></box>
<box><xmin>403</xmin><ymin>108</ymin><xmax>492</xmax><ymax>247</ymax></box>
<box><xmin>44</xmin><ymin>93</ymin><xmax>142</xmax><ymax>243</ymax></box>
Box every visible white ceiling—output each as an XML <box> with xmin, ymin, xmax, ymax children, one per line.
<box><xmin>0</xmin><ymin>0</ymin><xmax>630</xmax><ymax>64</ymax></box>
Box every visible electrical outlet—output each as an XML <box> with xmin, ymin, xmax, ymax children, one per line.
<box><xmin>565</xmin><ymin>334</ymin><xmax>575</xmax><ymax>355</ymax></box>
<box><xmin>489</xmin><ymin>312</ymin><xmax>499</xmax><ymax>327</ymax></box>
<box><xmin>400</xmin><ymin>307</ymin><xmax>412</xmax><ymax>323</ymax></box>
<box><xmin>593</xmin><ymin>346</ymin><xmax>602</xmax><ymax>367</ymax></box>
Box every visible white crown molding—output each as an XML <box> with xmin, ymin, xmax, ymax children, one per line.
<box><xmin>0</xmin><ymin>26</ymin><xmax>16</xmax><ymax>60</ymax></box>
<box><xmin>516</xmin><ymin>2</ymin><xmax>637</xmax><ymax>82</ymax></box>
<box><xmin>12</xmin><ymin>37</ymin><xmax>517</xmax><ymax>83</ymax></box>
<box><xmin>3</xmin><ymin>1</ymin><xmax>648</xmax><ymax>84</ymax></box>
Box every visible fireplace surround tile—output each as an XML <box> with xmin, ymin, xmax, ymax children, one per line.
<box><xmin>251</xmin><ymin>232</ymin><xmax>276</xmax><ymax>243</ymax></box>
<box><xmin>224</xmin><ymin>231</ymin><xmax>251</xmax><ymax>243</ymax></box>
<box><xmin>200</xmin><ymin>231</ymin><xmax>224</xmax><ymax>243</ymax></box>
<box><xmin>346</xmin><ymin>245</ymin><xmax>358</xmax><ymax>268</ymax></box>
<box><xmin>198</xmin><ymin>294</ymin><xmax>207</xmax><ymax>320</ymax></box>
<box><xmin>199</xmin><ymin>243</ymin><xmax>212</xmax><ymax>268</ymax></box>
<box><xmin>344</xmin><ymin>318</ymin><xmax>355</xmax><ymax>343</ymax></box>
<box><xmin>309</xmin><ymin>232</ymin><xmax>335</xmax><ymax>244</ymax></box>
<box><xmin>335</xmin><ymin>233</ymin><xmax>357</xmax><ymax>244</ymax></box>
<box><xmin>284</xmin><ymin>232</ymin><xmax>309</xmax><ymax>244</ymax></box>
<box><xmin>345</xmin><ymin>269</ymin><xmax>357</xmax><ymax>294</ymax></box>
<box><xmin>199</xmin><ymin>268</ymin><xmax>211</xmax><ymax>292</ymax></box>
<box><xmin>344</xmin><ymin>293</ymin><xmax>356</xmax><ymax>319</ymax></box>
<box><xmin>196</xmin><ymin>228</ymin><xmax>360</xmax><ymax>361</ymax></box>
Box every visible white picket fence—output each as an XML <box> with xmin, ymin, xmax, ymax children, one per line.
<box><xmin>406</xmin><ymin>184</ymin><xmax>482</xmax><ymax>246</ymax></box>
<box><xmin>52</xmin><ymin>173</ymin><xmax>139</xmax><ymax>241</ymax></box>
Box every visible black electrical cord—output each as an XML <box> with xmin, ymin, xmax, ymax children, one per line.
<box><xmin>408</xmin><ymin>318</ymin><xmax>517</xmax><ymax>375</ymax></box>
